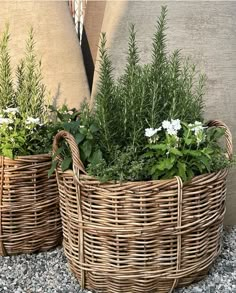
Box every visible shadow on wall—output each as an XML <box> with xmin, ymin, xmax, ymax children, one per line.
<box><xmin>51</xmin><ymin>83</ymin><xmax>76</xmax><ymax>108</ymax></box>
<box><xmin>52</xmin><ymin>84</ymin><xmax>61</xmax><ymax>109</ymax></box>
<box><xmin>81</xmin><ymin>28</ymin><xmax>94</xmax><ymax>92</ymax></box>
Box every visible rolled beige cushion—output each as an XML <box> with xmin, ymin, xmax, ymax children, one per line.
<box><xmin>87</xmin><ymin>1</ymin><xmax>236</xmax><ymax>225</ymax></box>
<box><xmin>0</xmin><ymin>1</ymin><xmax>89</xmax><ymax>108</ymax></box>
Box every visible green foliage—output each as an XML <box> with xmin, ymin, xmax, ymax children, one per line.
<box><xmin>0</xmin><ymin>25</ymin><xmax>15</xmax><ymax>108</ymax></box>
<box><xmin>143</xmin><ymin>121</ymin><xmax>230</xmax><ymax>182</ymax></box>
<box><xmin>87</xmin><ymin>146</ymin><xmax>146</xmax><ymax>182</ymax></box>
<box><xmin>117</xmin><ymin>24</ymin><xmax>146</xmax><ymax>149</ymax></box>
<box><xmin>0</xmin><ymin>26</ymin><xmax>53</xmax><ymax>158</ymax></box>
<box><xmin>15</xmin><ymin>27</ymin><xmax>47</xmax><ymax>118</ymax></box>
<box><xmin>95</xmin><ymin>33</ymin><xmax>117</xmax><ymax>159</ymax></box>
<box><xmin>94</xmin><ymin>6</ymin><xmax>206</xmax><ymax>160</ymax></box>
<box><xmin>0</xmin><ymin>109</ymin><xmax>52</xmax><ymax>158</ymax></box>
<box><xmin>87</xmin><ymin>6</ymin><xmax>231</xmax><ymax>182</ymax></box>
<box><xmin>48</xmin><ymin>103</ymin><xmax>102</xmax><ymax>176</ymax></box>
<box><xmin>88</xmin><ymin>119</ymin><xmax>231</xmax><ymax>182</ymax></box>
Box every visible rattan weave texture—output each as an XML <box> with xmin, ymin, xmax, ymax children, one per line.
<box><xmin>0</xmin><ymin>154</ymin><xmax>62</xmax><ymax>256</ymax></box>
<box><xmin>53</xmin><ymin>120</ymin><xmax>232</xmax><ymax>293</ymax></box>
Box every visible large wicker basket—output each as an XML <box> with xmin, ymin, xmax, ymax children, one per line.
<box><xmin>0</xmin><ymin>154</ymin><xmax>62</xmax><ymax>256</ymax></box>
<box><xmin>53</xmin><ymin>120</ymin><xmax>232</xmax><ymax>293</ymax></box>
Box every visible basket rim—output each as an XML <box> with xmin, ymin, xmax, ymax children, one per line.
<box><xmin>1</xmin><ymin>153</ymin><xmax>51</xmax><ymax>161</ymax></box>
<box><xmin>58</xmin><ymin>167</ymin><xmax>228</xmax><ymax>186</ymax></box>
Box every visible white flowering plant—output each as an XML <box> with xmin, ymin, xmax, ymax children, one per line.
<box><xmin>0</xmin><ymin>107</ymin><xmax>51</xmax><ymax>158</ymax></box>
<box><xmin>143</xmin><ymin>120</ymin><xmax>228</xmax><ymax>181</ymax></box>
<box><xmin>0</xmin><ymin>26</ymin><xmax>56</xmax><ymax>158</ymax></box>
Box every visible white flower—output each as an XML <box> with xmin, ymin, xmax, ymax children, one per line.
<box><xmin>145</xmin><ymin>127</ymin><xmax>161</xmax><ymax>138</ymax></box>
<box><xmin>167</xmin><ymin>128</ymin><xmax>178</xmax><ymax>136</ymax></box>
<box><xmin>0</xmin><ymin>118</ymin><xmax>13</xmax><ymax>124</ymax></box>
<box><xmin>25</xmin><ymin>117</ymin><xmax>40</xmax><ymax>125</ymax></box>
<box><xmin>3</xmin><ymin>108</ymin><xmax>19</xmax><ymax>115</ymax></box>
<box><xmin>162</xmin><ymin>119</ymin><xmax>181</xmax><ymax>136</ymax></box>
<box><xmin>162</xmin><ymin>120</ymin><xmax>171</xmax><ymax>130</ymax></box>
<box><xmin>189</xmin><ymin>121</ymin><xmax>206</xmax><ymax>135</ymax></box>
<box><xmin>188</xmin><ymin>121</ymin><xmax>207</xmax><ymax>145</ymax></box>
<box><xmin>9</xmin><ymin>126</ymin><xmax>13</xmax><ymax>130</ymax></box>
<box><xmin>171</xmin><ymin>119</ymin><xmax>181</xmax><ymax>131</ymax></box>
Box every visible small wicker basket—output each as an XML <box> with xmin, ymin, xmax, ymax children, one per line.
<box><xmin>53</xmin><ymin>120</ymin><xmax>232</xmax><ymax>293</ymax></box>
<box><xmin>0</xmin><ymin>154</ymin><xmax>62</xmax><ymax>256</ymax></box>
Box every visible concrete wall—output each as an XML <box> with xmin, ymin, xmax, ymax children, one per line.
<box><xmin>0</xmin><ymin>1</ymin><xmax>89</xmax><ymax>108</ymax></box>
<box><xmin>82</xmin><ymin>1</ymin><xmax>106</xmax><ymax>90</ymax></box>
<box><xmin>86</xmin><ymin>1</ymin><xmax>236</xmax><ymax>225</ymax></box>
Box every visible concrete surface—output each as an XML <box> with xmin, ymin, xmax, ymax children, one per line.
<box><xmin>0</xmin><ymin>1</ymin><xmax>90</xmax><ymax>109</ymax></box>
<box><xmin>85</xmin><ymin>1</ymin><xmax>236</xmax><ymax>225</ymax></box>
<box><xmin>82</xmin><ymin>1</ymin><xmax>106</xmax><ymax>90</ymax></box>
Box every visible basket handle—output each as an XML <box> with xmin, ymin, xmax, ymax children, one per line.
<box><xmin>52</xmin><ymin>130</ymin><xmax>86</xmax><ymax>174</ymax></box>
<box><xmin>206</xmin><ymin>120</ymin><xmax>233</xmax><ymax>160</ymax></box>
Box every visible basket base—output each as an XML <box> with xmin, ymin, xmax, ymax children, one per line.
<box><xmin>67</xmin><ymin>259</ymin><xmax>213</xmax><ymax>293</ymax></box>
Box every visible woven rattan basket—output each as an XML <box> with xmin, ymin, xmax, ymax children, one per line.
<box><xmin>0</xmin><ymin>154</ymin><xmax>62</xmax><ymax>256</ymax></box>
<box><xmin>53</xmin><ymin>120</ymin><xmax>232</xmax><ymax>293</ymax></box>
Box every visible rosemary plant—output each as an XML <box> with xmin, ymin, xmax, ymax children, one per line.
<box><xmin>15</xmin><ymin>28</ymin><xmax>47</xmax><ymax>119</ymax></box>
<box><xmin>94</xmin><ymin>6</ymin><xmax>206</xmax><ymax>155</ymax></box>
<box><xmin>87</xmin><ymin>6</ymin><xmax>230</xmax><ymax>182</ymax></box>
<box><xmin>0</xmin><ymin>25</ymin><xmax>15</xmax><ymax>108</ymax></box>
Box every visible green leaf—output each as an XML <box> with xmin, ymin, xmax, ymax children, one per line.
<box><xmin>170</xmin><ymin>148</ymin><xmax>182</xmax><ymax>156</ymax></box>
<box><xmin>61</xmin><ymin>157</ymin><xmax>72</xmax><ymax>172</ymax></box>
<box><xmin>199</xmin><ymin>156</ymin><xmax>211</xmax><ymax>172</ymax></box>
<box><xmin>89</xmin><ymin>149</ymin><xmax>103</xmax><ymax>164</ymax></box>
<box><xmin>70</xmin><ymin>120</ymin><xmax>80</xmax><ymax>131</ymax></box>
<box><xmin>48</xmin><ymin>160</ymin><xmax>58</xmax><ymax>177</ymax></box>
<box><xmin>89</xmin><ymin>124</ymin><xmax>99</xmax><ymax>133</ymax></box>
<box><xmin>186</xmin><ymin>167</ymin><xmax>195</xmax><ymax>181</ymax></box>
<box><xmin>79</xmin><ymin>127</ymin><xmax>87</xmax><ymax>135</ymax></box>
<box><xmin>86</xmin><ymin>132</ymin><xmax>94</xmax><ymax>140</ymax></box>
<box><xmin>81</xmin><ymin>140</ymin><xmax>92</xmax><ymax>159</ymax></box>
<box><xmin>148</xmin><ymin>144</ymin><xmax>167</xmax><ymax>151</ymax></box>
<box><xmin>15</xmin><ymin>136</ymin><xmax>25</xmax><ymax>143</ymax></box>
<box><xmin>52</xmin><ymin>147</ymin><xmax>63</xmax><ymax>160</ymax></box>
<box><xmin>177</xmin><ymin>161</ymin><xmax>186</xmax><ymax>181</ymax></box>
<box><xmin>183</xmin><ymin>150</ymin><xmax>201</xmax><ymax>157</ymax></box>
<box><xmin>75</xmin><ymin>133</ymin><xmax>85</xmax><ymax>144</ymax></box>
<box><xmin>201</xmin><ymin>148</ymin><xmax>213</xmax><ymax>159</ymax></box>
<box><xmin>142</xmin><ymin>151</ymin><xmax>154</xmax><ymax>158</ymax></box>
<box><xmin>191</xmin><ymin>161</ymin><xmax>203</xmax><ymax>173</ymax></box>
<box><xmin>184</xmin><ymin>138</ymin><xmax>193</xmax><ymax>145</ymax></box>
<box><xmin>156</xmin><ymin>157</ymin><xmax>175</xmax><ymax>171</ymax></box>
<box><xmin>2</xmin><ymin>148</ymin><xmax>13</xmax><ymax>158</ymax></box>
<box><xmin>150</xmin><ymin>164</ymin><xmax>159</xmax><ymax>175</ymax></box>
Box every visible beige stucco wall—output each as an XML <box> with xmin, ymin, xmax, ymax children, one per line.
<box><xmin>87</xmin><ymin>1</ymin><xmax>236</xmax><ymax>225</ymax></box>
<box><xmin>82</xmin><ymin>1</ymin><xmax>106</xmax><ymax>90</ymax></box>
<box><xmin>0</xmin><ymin>1</ymin><xmax>89</xmax><ymax>108</ymax></box>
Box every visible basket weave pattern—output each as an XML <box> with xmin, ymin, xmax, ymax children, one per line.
<box><xmin>53</xmin><ymin>120</ymin><xmax>232</xmax><ymax>293</ymax></box>
<box><xmin>0</xmin><ymin>154</ymin><xmax>62</xmax><ymax>255</ymax></box>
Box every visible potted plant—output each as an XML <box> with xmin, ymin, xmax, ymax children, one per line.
<box><xmin>53</xmin><ymin>6</ymin><xmax>233</xmax><ymax>293</ymax></box>
<box><xmin>0</xmin><ymin>26</ymin><xmax>62</xmax><ymax>255</ymax></box>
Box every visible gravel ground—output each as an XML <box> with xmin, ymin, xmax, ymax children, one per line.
<box><xmin>0</xmin><ymin>226</ymin><xmax>235</xmax><ymax>293</ymax></box>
